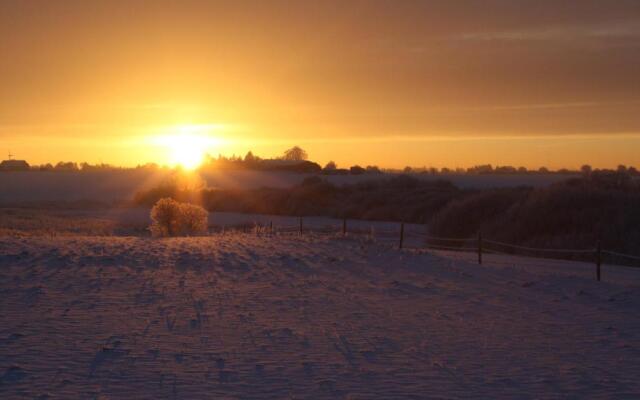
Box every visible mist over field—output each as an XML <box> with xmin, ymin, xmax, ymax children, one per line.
<box><xmin>0</xmin><ymin>169</ymin><xmax>576</xmax><ymax>203</ymax></box>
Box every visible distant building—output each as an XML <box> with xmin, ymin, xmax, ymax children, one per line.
<box><xmin>0</xmin><ymin>159</ymin><xmax>30</xmax><ymax>171</ymax></box>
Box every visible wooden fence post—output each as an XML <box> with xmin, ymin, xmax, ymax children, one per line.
<box><xmin>399</xmin><ymin>222</ymin><xmax>405</xmax><ymax>249</ymax></box>
<box><xmin>477</xmin><ymin>231</ymin><xmax>483</xmax><ymax>265</ymax></box>
<box><xmin>299</xmin><ymin>217</ymin><xmax>303</xmax><ymax>235</ymax></box>
<box><xmin>342</xmin><ymin>218</ymin><xmax>347</xmax><ymax>236</ymax></box>
<box><xmin>596</xmin><ymin>240</ymin><xmax>602</xmax><ymax>282</ymax></box>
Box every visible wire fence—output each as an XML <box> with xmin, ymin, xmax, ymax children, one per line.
<box><xmin>212</xmin><ymin>217</ymin><xmax>640</xmax><ymax>281</ymax></box>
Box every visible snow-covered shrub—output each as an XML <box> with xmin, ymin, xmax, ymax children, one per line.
<box><xmin>149</xmin><ymin>198</ymin><xmax>208</xmax><ymax>237</ymax></box>
<box><xmin>178</xmin><ymin>202</ymin><xmax>209</xmax><ymax>235</ymax></box>
<box><xmin>150</xmin><ymin>198</ymin><xmax>182</xmax><ymax>237</ymax></box>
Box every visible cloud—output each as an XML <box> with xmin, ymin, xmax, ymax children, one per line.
<box><xmin>451</xmin><ymin>21</ymin><xmax>640</xmax><ymax>44</ymax></box>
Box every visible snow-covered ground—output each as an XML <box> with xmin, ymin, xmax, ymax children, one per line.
<box><xmin>0</xmin><ymin>207</ymin><xmax>427</xmax><ymax>245</ymax></box>
<box><xmin>1</xmin><ymin>234</ymin><xmax>639</xmax><ymax>399</ymax></box>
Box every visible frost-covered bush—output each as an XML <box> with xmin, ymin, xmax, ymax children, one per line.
<box><xmin>149</xmin><ymin>198</ymin><xmax>208</xmax><ymax>237</ymax></box>
<box><xmin>150</xmin><ymin>198</ymin><xmax>182</xmax><ymax>237</ymax></box>
<box><xmin>178</xmin><ymin>202</ymin><xmax>209</xmax><ymax>235</ymax></box>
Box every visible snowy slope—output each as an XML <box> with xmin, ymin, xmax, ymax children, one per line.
<box><xmin>1</xmin><ymin>234</ymin><xmax>639</xmax><ymax>399</ymax></box>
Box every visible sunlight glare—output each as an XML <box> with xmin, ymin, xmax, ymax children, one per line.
<box><xmin>154</xmin><ymin>125</ymin><xmax>223</xmax><ymax>170</ymax></box>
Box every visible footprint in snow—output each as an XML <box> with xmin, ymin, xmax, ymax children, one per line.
<box><xmin>218</xmin><ymin>370</ymin><xmax>238</xmax><ymax>383</ymax></box>
<box><xmin>0</xmin><ymin>366</ymin><xmax>27</xmax><ymax>384</ymax></box>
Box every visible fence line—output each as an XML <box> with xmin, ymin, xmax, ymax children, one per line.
<box><xmin>483</xmin><ymin>239</ymin><xmax>595</xmax><ymax>254</ymax></box>
<box><xmin>424</xmin><ymin>235</ymin><xmax>471</xmax><ymax>243</ymax></box>
<box><xmin>421</xmin><ymin>244</ymin><xmax>478</xmax><ymax>252</ymax></box>
<box><xmin>602</xmin><ymin>250</ymin><xmax>640</xmax><ymax>262</ymax></box>
<box><xmin>213</xmin><ymin>217</ymin><xmax>639</xmax><ymax>280</ymax></box>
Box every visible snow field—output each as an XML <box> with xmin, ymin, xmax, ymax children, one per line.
<box><xmin>0</xmin><ymin>234</ymin><xmax>639</xmax><ymax>399</ymax></box>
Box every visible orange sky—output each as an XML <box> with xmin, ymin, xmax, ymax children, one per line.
<box><xmin>1</xmin><ymin>0</ymin><xmax>640</xmax><ymax>169</ymax></box>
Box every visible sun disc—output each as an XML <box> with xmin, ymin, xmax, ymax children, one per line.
<box><xmin>149</xmin><ymin>125</ymin><xmax>224</xmax><ymax>170</ymax></box>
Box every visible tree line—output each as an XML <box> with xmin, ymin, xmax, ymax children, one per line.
<box><xmin>14</xmin><ymin>145</ymin><xmax>640</xmax><ymax>176</ymax></box>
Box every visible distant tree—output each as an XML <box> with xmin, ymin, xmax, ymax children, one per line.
<box><xmin>538</xmin><ymin>166</ymin><xmax>549</xmax><ymax>174</ymax></box>
<box><xmin>467</xmin><ymin>164</ymin><xmax>493</xmax><ymax>174</ymax></box>
<box><xmin>54</xmin><ymin>161</ymin><xmax>79</xmax><ymax>171</ymax></box>
<box><xmin>617</xmin><ymin>165</ymin><xmax>628</xmax><ymax>173</ymax></box>
<box><xmin>283</xmin><ymin>146</ymin><xmax>308</xmax><ymax>161</ymax></box>
<box><xmin>403</xmin><ymin>166</ymin><xmax>413</xmax><ymax>173</ymax></box>
<box><xmin>350</xmin><ymin>165</ymin><xmax>365</xmax><ymax>175</ymax></box>
<box><xmin>365</xmin><ymin>165</ymin><xmax>382</xmax><ymax>174</ymax></box>
<box><xmin>270</xmin><ymin>160</ymin><xmax>321</xmax><ymax>173</ymax></box>
<box><xmin>517</xmin><ymin>166</ymin><xmax>528</xmax><ymax>174</ymax></box>
<box><xmin>79</xmin><ymin>162</ymin><xmax>118</xmax><ymax>171</ymax></box>
<box><xmin>136</xmin><ymin>163</ymin><xmax>159</xmax><ymax>171</ymax></box>
<box><xmin>581</xmin><ymin>164</ymin><xmax>592</xmax><ymax>178</ymax></box>
<box><xmin>441</xmin><ymin>167</ymin><xmax>451</xmax><ymax>174</ymax></box>
<box><xmin>324</xmin><ymin>161</ymin><xmax>337</xmax><ymax>171</ymax></box>
<box><xmin>244</xmin><ymin>151</ymin><xmax>256</xmax><ymax>163</ymax></box>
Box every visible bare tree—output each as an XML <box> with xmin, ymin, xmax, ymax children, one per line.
<box><xmin>283</xmin><ymin>146</ymin><xmax>308</xmax><ymax>161</ymax></box>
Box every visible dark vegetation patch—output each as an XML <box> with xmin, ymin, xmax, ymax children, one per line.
<box><xmin>134</xmin><ymin>170</ymin><xmax>640</xmax><ymax>256</ymax></box>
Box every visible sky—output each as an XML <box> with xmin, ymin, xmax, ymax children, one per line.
<box><xmin>1</xmin><ymin>0</ymin><xmax>640</xmax><ymax>169</ymax></box>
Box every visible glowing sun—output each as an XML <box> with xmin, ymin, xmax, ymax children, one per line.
<box><xmin>154</xmin><ymin>125</ymin><xmax>223</xmax><ymax>170</ymax></box>
<box><xmin>168</xmin><ymin>134</ymin><xmax>206</xmax><ymax>170</ymax></box>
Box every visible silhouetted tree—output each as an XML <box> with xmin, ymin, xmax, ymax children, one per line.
<box><xmin>244</xmin><ymin>151</ymin><xmax>256</xmax><ymax>163</ymax></box>
<box><xmin>283</xmin><ymin>146</ymin><xmax>308</xmax><ymax>161</ymax></box>
<box><xmin>581</xmin><ymin>164</ymin><xmax>592</xmax><ymax>178</ymax></box>
<box><xmin>324</xmin><ymin>161</ymin><xmax>337</xmax><ymax>171</ymax></box>
<box><xmin>54</xmin><ymin>161</ymin><xmax>79</xmax><ymax>171</ymax></box>
<box><xmin>467</xmin><ymin>164</ymin><xmax>493</xmax><ymax>174</ymax></box>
